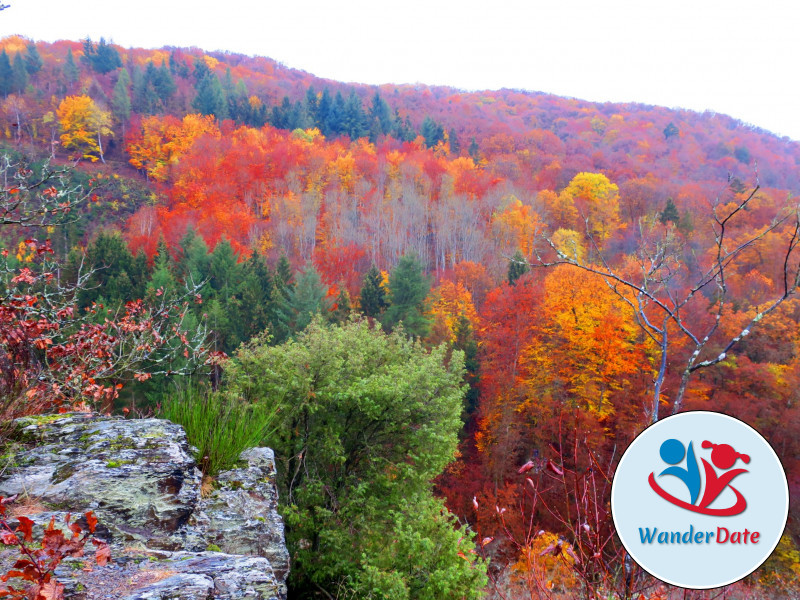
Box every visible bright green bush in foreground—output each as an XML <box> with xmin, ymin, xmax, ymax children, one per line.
<box><xmin>228</xmin><ymin>317</ymin><xmax>487</xmax><ymax>599</ymax></box>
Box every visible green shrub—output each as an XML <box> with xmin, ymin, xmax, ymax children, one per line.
<box><xmin>228</xmin><ymin>317</ymin><xmax>486</xmax><ymax>599</ymax></box>
<box><xmin>159</xmin><ymin>385</ymin><xmax>278</xmax><ymax>476</ymax></box>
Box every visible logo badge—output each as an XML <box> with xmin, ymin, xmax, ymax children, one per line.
<box><xmin>648</xmin><ymin>439</ymin><xmax>749</xmax><ymax>516</ymax></box>
<box><xmin>612</xmin><ymin>411</ymin><xmax>788</xmax><ymax>589</ymax></box>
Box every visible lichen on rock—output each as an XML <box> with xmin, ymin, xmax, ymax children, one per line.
<box><xmin>0</xmin><ymin>413</ymin><xmax>288</xmax><ymax>600</ymax></box>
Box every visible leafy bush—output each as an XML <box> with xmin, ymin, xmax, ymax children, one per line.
<box><xmin>228</xmin><ymin>317</ymin><xmax>487</xmax><ymax>599</ymax></box>
<box><xmin>159</xmin><ymin>385</ymin><xmax>279</xmax><ymax>476</ymax></box>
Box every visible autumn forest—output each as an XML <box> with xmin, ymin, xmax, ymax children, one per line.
<box><xmin>1</xmin><ymin>34</ymin><xmax>800</xmax><ymax>599</ymax></box>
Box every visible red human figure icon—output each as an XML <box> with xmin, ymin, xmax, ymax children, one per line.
<box><xmin>698</xmin><ymin>441</ymin><xmax>750</xmax><ymax>510</ymax></box>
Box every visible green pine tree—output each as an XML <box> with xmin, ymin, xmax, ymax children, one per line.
<box><xmin>448</xmin><ymin>128</ymin><xmax>461</xmax><ymax>154</ymax></box>
<box><xmin>368</xmin><ymin>91</ymin><xmax>392</xmax><ymax>141</ymax></box>
<box><xmin>208</xmin><ymin>237</ymin><xmax>241</xmax><ymax>302</ymax></box>
<box><xmin>192</xmin><ymin>73</ymin><xmax>227</xmax><ymax>119</ymax></box>
<box><xmin>234</xmin><ymin>253</ymin><xmax>274</xmax><ymax>345</ymax></box>
<box><xmin>391</xmin><ymin>110</ymin><xmax>416</xmax><ymax>142</ymax></box>
<box><xmin>420</xmin><ymin>116</ymin><xmax>444</xmax><ymax>148</ymax></box>
<box><xmin>63</xmin><ymin>49</ymin><xmax>80</xmax><ymax>87</ymax></box>
<box><xmin>148</xmin><ymin>237</ymin><xmax>177</xmax><ymax>299</ymax></box>
<box><xmin>153</xmin><ymin>60</ymin><xmax>176</xmax><ymax>105</ymax></box>
<box><xmin>169</xmin><ymin>49</ymin><xmax>190</xmax><ymax>78</ymax></box>
<box><xmin>277</xmin><ymin>263</ymin><xmax>330</xmax><ymax>338</ymax></box>
<box><xmin>328</xmin><ymin>91</ymin><xmax>347</xmax><ymax>136</ymax></box>
<box><xmin>316</xmin><ymin>88</ymin><xmax>332</xmax><ymax>134</ymax></box>
<box><xmin>344</xmin><ymin>90</ymin><xmax>368</xmax><ymax>140</ymax></box>
<box><xmin>192</xmin><ymin>56</ymin><xmax>210</xmax><ymax>83</ymax></box>
<box><xmin>659</xmin><ymin>198</ymin><xmax>680</xmax><ymax>225</ymax></box>
<box><xmin>24</xmin><ymin>42</ymin><xmax>43</xmax><ymax>75</ymax></box>
<box><xmin>222</xmin><ymin>67</ymin><xmax>235</xmax><ymax>98</ymax></box>
<box><xmin>226</xmin><ymin>79</ymin><xmax>249</xmax><ymax>122</ymax></box>
<box><xmin>81</xmin><ymin>37</ymin><xmax>122</xmax><ymax>74</ymax></box>
<box><xmin>304</xmin><ymin>86</ymin><xmax>319</xmax><ymax>124</ymax></box>
<box><xmin>11</xmin><ymin>53</ymin><xmax>27</xmax><ymax>94</ymax></box>
<box><xmin>270</xmin><ymin>97</ymin><xmax>293</xmax><ymax>130</ymax></box>
<box><xmin>112</xmin><ymin>68</ymin><xmax>132</xmax><ymax>123</ymax></box>
<box><xmin>131</xmin><ymin>65</ymin><xmax>158</xmax><ymax>114</ymax></box>
<box><xmin>269</xmin><ymin>255</ymin><xmax>295</xmax><ymax>342</ymax></box>
<box><xmin>175</xmin><ymin>227</ymin><xmax>210</xmax><ymax>291</ymax></box>
<box><xmin>382</xmin><ymin>254</ymin><xmax>432</xmax><ymax>338</ymax></box>
<box><xmin>131</xmin><ymin>251</ymin><xmax>149</xmax><ymax>295</ymax></box>
<box><xmin>205</xmin><ymin>297</ymin><xmax>232</xmax><ymax>354</ymax></box>
<box><xmin>468</xmin><ymin>137</ymin><xmax>480</xmax><ymax>161</ymax></box>
<box><xmin>274</xmin><ymin>255</ymin><xmax>294</xmax><ymax>298</ymax></box>
<box><xmin>0</xmin><ymin>50</ymin><xmax>13</xmax><ymax>96</ymax></box>
<box><xmin>663</xmin><ymin>122</ymin><xmax>679</xmax><ymax>140</ymax></box>
<box><xmin>359</xmin><ymin>264</ymin><xmax>387</xmax><ymax>318</ymax></box>
<box><xmin>80</xmin><ymin>231</ymin><xmax>144</xmax><ymax>307</ymax></box>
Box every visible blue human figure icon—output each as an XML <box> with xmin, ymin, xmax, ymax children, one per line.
<box><xmin>658</xmin><ymin>439</ymin><xmax>701</xmax><ymax>505</ymax></box>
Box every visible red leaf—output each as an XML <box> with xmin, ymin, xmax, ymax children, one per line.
<box><xmin>39</xmin><ymin>580</ymin><xmax>65</xmax><ymax>600</ymax></box>
<box><xmin>92</xmin><ymin>539</ymin><xmax>110</xmax><ymax>566</ymax></box>
<box><xmin>0</xmin><ymin>532</ymin><xmax>18</xmax><ymax>545</ymax></box>
<box><xmin>84</xmin><ymin>511</ymin><xmax>97</xmax><ymax>534</ymax></box>
<box><xmin>15</xmin><ymin>517</ymin><xmax>33</xmax><ymax>543</ymax></box>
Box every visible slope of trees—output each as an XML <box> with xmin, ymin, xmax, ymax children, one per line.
<box><xmin>1</xmin><ymin>33</ymin><xmax>800</xmax><ymax>598</ymax></box>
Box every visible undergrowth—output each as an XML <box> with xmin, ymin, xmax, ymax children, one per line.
<box><xmin>159</xmin><ymin>384</ymin><xmax>279</xmax><ymax>477</ymax></box>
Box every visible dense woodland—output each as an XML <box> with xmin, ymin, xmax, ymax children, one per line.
<box><xmin>2</xmin><ymin>34</ymin><xmax>800</xmax><ymax>599</ymax></box>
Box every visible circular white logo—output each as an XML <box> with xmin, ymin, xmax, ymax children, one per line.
<box><xmin>611</xmin><ymin>411</ymin><xmax>788</xmax><ymax>589</ymax></box>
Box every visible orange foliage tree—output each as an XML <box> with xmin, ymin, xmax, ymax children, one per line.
<box><xmin>126</xmin><ymin>113</ymin><xmax>219</xmax><ymax>181</ymax></box>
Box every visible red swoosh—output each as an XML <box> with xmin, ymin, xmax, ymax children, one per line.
<box><xmin>648</xmin><ymin>472</ymin><xmax>747</xmax><ymax>516</ymax></box>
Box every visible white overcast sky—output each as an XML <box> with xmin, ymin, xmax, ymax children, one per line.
<box><xmin>2</xmin><ymin>0</ymin><xmax>799</xmax><ymax>140</ymax></box>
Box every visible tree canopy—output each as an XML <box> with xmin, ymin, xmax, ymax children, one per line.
<box><xmin>228</xmin><ymin>318</ymin><xmax>485</xmax><ymax>599</ymax></box>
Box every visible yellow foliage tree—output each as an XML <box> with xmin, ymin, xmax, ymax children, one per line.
<box><xmin>561</xmin><ymin>172</ymin><xmax>623</xmax><ymax>245</ymax></box>
<box><xmin>550</xmin><ymin>228</ymin><xmax>585</xmax><ymax>263</ymax></box>
<box><xmin>429</xmin><ymin>280</ymin><xmax>478</xmax><ymax>344</ymax></box>
<box><xmin>56</xmin><ymin>95</ymin><xmax>112</xmax><ymax>163</ymax></box>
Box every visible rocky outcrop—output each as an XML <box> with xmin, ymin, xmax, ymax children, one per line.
<box><xmin>54</xmin><ymin>551</ymin><xmax>282</xmax><ymax>600</ymax></box>
<box><xmin>0</xmin><ymin>413</ymin><xmax>289</xmax><ymax>600</ymax></box>
<box><xmin>183</xmin><ymin>448</ymin><xmax>290</xmax><ymax>587</ymax></box>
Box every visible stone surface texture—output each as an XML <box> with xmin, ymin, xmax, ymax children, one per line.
<box><xmin>0</xmin><ymin>413</ymin><xmax>288</xmax><ymax>600</ymax></box>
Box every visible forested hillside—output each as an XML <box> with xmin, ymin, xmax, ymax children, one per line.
<box><xmin>2</xmin><ymin>34</ymin><xmax>800</xmax><ymax>599</ymax></box>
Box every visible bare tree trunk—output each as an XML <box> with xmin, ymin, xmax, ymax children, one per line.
<box><xmin>651</xmin><ymin>321</ymin><xmax>668</xmax><ymax>423</ymax></box>
<box><xmin>97</xmin><ymin>132</ymin><xmax>105</xmax><ymax>164</ymax></box>
<box><xmin>532</xmin><ymin>183</ymin><xmax>800</xmax><ymax>419</ymax></box>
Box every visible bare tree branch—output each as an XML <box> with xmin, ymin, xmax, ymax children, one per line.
<box><xmin>527</xmin><ymin>182</ymin><xmax>800</xmax><ymax>422</ymax></box>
